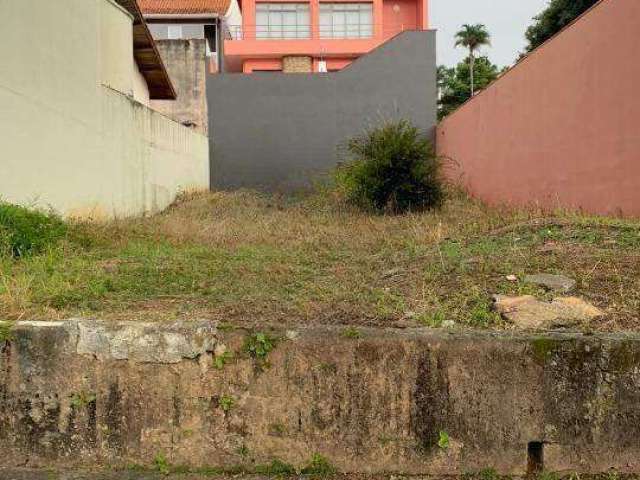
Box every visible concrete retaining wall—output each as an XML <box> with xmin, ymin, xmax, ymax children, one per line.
<box><xmin>0</xmin><ymin>0</ymin><xmax>209</xmax><ymax>219</ymax></box>
<box><xmin>207</xmin><ymin>31</ymin><xmax>437</xmax><ymax>191</ymax></box>
<box><xmin>2</xmin><ymin>319</ymin><xmax>640</xmax><ymax>475</ymax></box>
<box><xmin>436</xmin><ymin>0</ymin><xmax>640</xmax><ymax>217</ymax></box>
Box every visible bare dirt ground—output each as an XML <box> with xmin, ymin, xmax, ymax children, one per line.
<box><xmin>1</xmin><ymin>190</ymin><xmax>638</xmax><ymax>331</ymax></box>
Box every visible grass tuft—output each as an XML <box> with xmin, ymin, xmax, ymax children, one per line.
<box><xmin>0</xmin><ymin>202</ymin><xmax>67</xmax><ymax>257</ymax></box>
<box><xmin>0</xmin><ymin>321</ymin><xmax>14</xmax><ymax>342</ymax></box>
<box><xmin>301</xmin><ymin>453</ymin><xmax>337</xmax><ymax>476</ymax></box>
<box><xmin>254</xmin><ymin>459</ymin><xmax>297</xmax><ymax>476</ymax></box>
<box><xmin>218</xmin><ymin>394</ymin><xmax>235</xmax><ymax>412</ymax></box>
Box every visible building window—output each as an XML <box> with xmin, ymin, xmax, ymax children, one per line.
<box><xmin>205</xmin><ymin>24</ymin><xmax>217</xmax><ymax>55</ymax></box>
<box><xmin>256</xmin><ymin>3</ymin><xmax>310</xmax><ymax>39</ymax></box>
<box><xmin>319</xmin><ymin>3</ymin><xmax>373</xmax><ymax>38</ymax></box>
<box><xmin>167</xmin><ymin>25</ymin><xmax>183</xmax><ymax>39</ymax></box>
<box><xmin>148</xmin><ymin>24</ymin><xmax>207</xmax><ymax>41</ymax></box>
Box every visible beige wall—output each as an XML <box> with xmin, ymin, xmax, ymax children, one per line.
<box><xmin>0</xmin><ymin>0</ymin><xmax>208</xmax><ymax>219</ymax></box>
<box><xmin>132</xmin><ymin>63</ymin><xmax>151</xmax><ymax>106</ymax></box>
<box><xmin>100</xmin><ymin>0</ymin><xmax>150</xmax><ymax>105</ymax></box>
<box><xmin>99</xmin><ymin>0</ymin><xmax>136</xmax><ymax>97</ymax></box>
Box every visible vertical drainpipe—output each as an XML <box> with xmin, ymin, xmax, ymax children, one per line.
<box><xmin>217</xmin><ymin>18</ymin><xmax>225</xmax><ymax>73</ymax></box>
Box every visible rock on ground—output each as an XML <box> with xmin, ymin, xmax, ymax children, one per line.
<box><xmin>524</xmin><ymin>273</ymin><xmax>577</xmax><ymax>293</ymax></box>
<box><xmin>493</xmin><ymin>294</ymin><xmax>603</xmax><ymax>330</ymax></box>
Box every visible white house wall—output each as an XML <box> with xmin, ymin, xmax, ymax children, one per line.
<box><xmin>0</xmin><ymin>0</ymin><xmax>208</xmax><ymax>219</ymax></box>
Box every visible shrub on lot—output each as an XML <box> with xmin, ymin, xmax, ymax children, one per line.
<box><xmin>0</xmin><ymin>202</ymin><xmax>67</xmax><ymax>257</ymax></box>
<box><xmin>335</xmin><ymin>119</ymin><xmax>444</xmax><ymax>214</ymax></box>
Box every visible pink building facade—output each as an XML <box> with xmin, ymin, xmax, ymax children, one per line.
<box><xmin>223</xmin><ymin>0</ymin><xmax>428</xmax><ymax>72</ymax></box>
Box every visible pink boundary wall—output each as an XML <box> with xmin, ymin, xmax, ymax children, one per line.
<box><xmin>436</xmin><ymin>0</ymin><xmax>640</xmax><ymax>217</ymax></box>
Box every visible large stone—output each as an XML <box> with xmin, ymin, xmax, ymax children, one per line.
<box><xmin>493</xmin><ymin>294</ymin><xmax>603</xmax><ymax>329</ymax></box>
<box><xmin>524</xmin><ymin>273</ymin><xmax>577</xmax><ymax>292</ymax></box>
<box><xmin>75</xmin><ymin>319</ymin><xmax>217</xmax><ymax>363</ymax></box>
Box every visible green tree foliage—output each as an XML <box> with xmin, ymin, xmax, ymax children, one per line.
<box><xmin>335</xmin><ymin>120</ymin><xmax>443</xmax><ymax>214</ymax></box>
<box><xmin>454</xmin><ymin>24</ymin><xmax>491</xmax><ymax>96</ymax></box>
<box><xmin>437</xmin><ymin>56</ymin><xmax>501</xmax><ymax>120</ymax></box>
<box><xmin>524</xmin><ymin>0</ymin><xmax>598</xmax><ymax>53</ymax></box>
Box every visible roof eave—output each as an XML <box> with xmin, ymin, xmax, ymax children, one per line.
<box><xmin>115</xmin><ymin>0</ymin><xmax>177</xmax><ymax>100</ymax></box>
<box><xmin>143</xmin><ymin>13</ymin><xmax>221</xmax><ymax>19</ymax></box>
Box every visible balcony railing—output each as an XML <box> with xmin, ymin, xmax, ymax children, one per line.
<box><xmin>232</xmin><ymin>25</ymin><xmax>314</xmax><ymax>40</ymax></box>
<box><xmin>225</xmin><ymin>24</ymin><xmax>410</xmax><ymax>41</ymax></box>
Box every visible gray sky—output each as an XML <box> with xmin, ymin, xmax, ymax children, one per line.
<box><xmin>431</xmin><ymin>0</ymin><xmax>551</xmax><ymax>67</ymax></box>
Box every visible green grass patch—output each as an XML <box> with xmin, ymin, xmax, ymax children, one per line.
<box><xmin>0</xmin><ymin>321</ymin><xmax>14</xmax><ymax>342</ymax></box>
<box><xmin>301</xmin><ymin>453</ymin><xmax>337</xmax><ymax>476</ymax></box>
<box><xmin>0</xmin><ymin>202</ymin><xmax>67</xmax><ymax>257</ymax></box>
<box><xmin>254</xmin><ymin>459</ymin><xmax>297</xmax><ymax>476</ymax></box>
<box><xmin>0</xmin><ymin>191</ymin><xmax>638</xmax><ymax>332</ymax></box>
<box><xmin>218</xmin><ymin>394</ymin><xmax>235</xmax><ymax>412</ymax></box>
<box><xmin>341</xmin><ymin>326</ymin><xmax>361</xmax><ymax>339</ymax></box>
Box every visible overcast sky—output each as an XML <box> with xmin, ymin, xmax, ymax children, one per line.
<box><xmin>431</xmin><ymin>0</ymin><xmax>551</xmax><ymax>68</ymax></box>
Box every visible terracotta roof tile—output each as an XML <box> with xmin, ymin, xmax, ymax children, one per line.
<box><xmin>139</xmin><ymin>0</ymin><xmax>230</xmax><ymax>15</ymax></box>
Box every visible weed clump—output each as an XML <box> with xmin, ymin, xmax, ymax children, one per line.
<box><xmin>335</xmin><ymin>119</ymin><xmax>444</xmax><ymax>214</ymax></box>
<box><xmin>341</xmin><ymin>326</ymin><xmax>361</xmax><ymax>339</ymax></box>
<box><xmin>153</xmin><ymin>452</ymin><xmax>170</xmax><ymax>475</ymax></box>
<box><xmin>70</xmin><ymin>391</ymin><xmax>96</xmax><ymax>408</ymax></box>
<box><xmin>437</xmin><ymin>430</ymin><xmax>450</xmax><ymax>450</ymax></box>
<box><xmin>302</xmin><ymin>453</ymin><xmax>336</xmax><ymax>476</ymax></box>
<box><xmin>218</xmin><ymin>394</ymin><xmax>235</xmax><ymax>412</ymax></box>
<box><xmin>244</xmin><ymin>332</ymin><xmax>276</xmax><ymax>359</ymax></box>
<box><xmin>0</xmin><ymin>202</ymin><xmax>67</xmax><ymax>257</ymax></box>
<box><xmin>0</xmin><ymin>321</ymin><xmax>14</xmax><ymax>343</ymax></box>
<box><xmin>244</xmin><ymin>332</ymin><xmax>277</xmax><ymax>370</ymax></box>
<box><xmin>213</xmin><ymin>350</ymin><xmax>234</xmax><ymax>369</ymax></box>
<box><xmin>479</xmin><ymin>468</ymin><xmax>500</xmax><ymax>480</ymax></box>
<box><xmin>254</xmin><ymin>459</ymin><xmax>297</xmax><ymax>476</ymax></box>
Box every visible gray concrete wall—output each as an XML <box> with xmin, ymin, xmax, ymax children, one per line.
<box><xmin>151</xmin><ymin>40</ymin><xmax>209</xmax><ymax>134</ymax></box>
<box><xmin>207</xmin><ymin>30</ymin><xmax>437</xmax><ymax>191</ymax></box>
<box><xmin>3</xmin><ymin>319</ymin><xmax>640</xmax><ymax>475</ymax></box>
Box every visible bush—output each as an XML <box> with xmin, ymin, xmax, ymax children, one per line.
<box><xmin>335</xmin><ymin>119</ymin><xmax>444</xmax><ymax>214</ymax></box>
<box><xmin>0</xmin><ymin>202</ymin><xmax>67</xmax><ymax>257</ymax></box>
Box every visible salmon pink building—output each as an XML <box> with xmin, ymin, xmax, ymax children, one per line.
<box><xmin>223</xmin><ymin>0</ymin><xmax>428</xmax><ymax>72</ymax></box>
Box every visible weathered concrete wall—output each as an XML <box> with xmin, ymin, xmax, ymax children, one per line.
<box><xmin>436</xmin><ymin>0</ymin><xmax>640</xmax><ymax>217</ymax></box>
<box><xmin>0</xmin><ymin>0</ymin><xmax>209</xmax><ymax>219</ymax></box>
<box><xmin>2</xmin><ymin>319</ymin><xmax>640</xmax><ymax>475</ymax></box>
<box><xmin>207</xmin><ymin>31</ymin><xmax>437</xmax><ymax>191</ymax></box>
<box><xmin>150</xmin><ymin>40</ymin><xmax>209</xmax><ymax>135</ymax></box>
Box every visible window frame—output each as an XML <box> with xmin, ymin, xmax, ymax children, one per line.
<box><xmin>255</xmin><ymin>3</ymin><xmax>311</xmax><ymax>40</ymax></box>
<box><xmin>319</xmin><ymin>2</ymin><xmax>373</xmax><ymax>39</ymax></box>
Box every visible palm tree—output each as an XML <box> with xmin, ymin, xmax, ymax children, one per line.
<box><xmin>454</xmin><ymin>24</ymin><xmax>491</xmax><ymax>97</ymax></box>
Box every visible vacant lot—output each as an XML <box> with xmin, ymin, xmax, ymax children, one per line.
<box><xmin>1</xmin><ymin>190</ymin><xmax>639</xmax><ymax>330</ymax></box>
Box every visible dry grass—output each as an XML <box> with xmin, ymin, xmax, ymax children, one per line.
<box><xmin>1</xmin><ymin>189</ymin><xmax>639</xmax><ymax>331</ymax></box>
